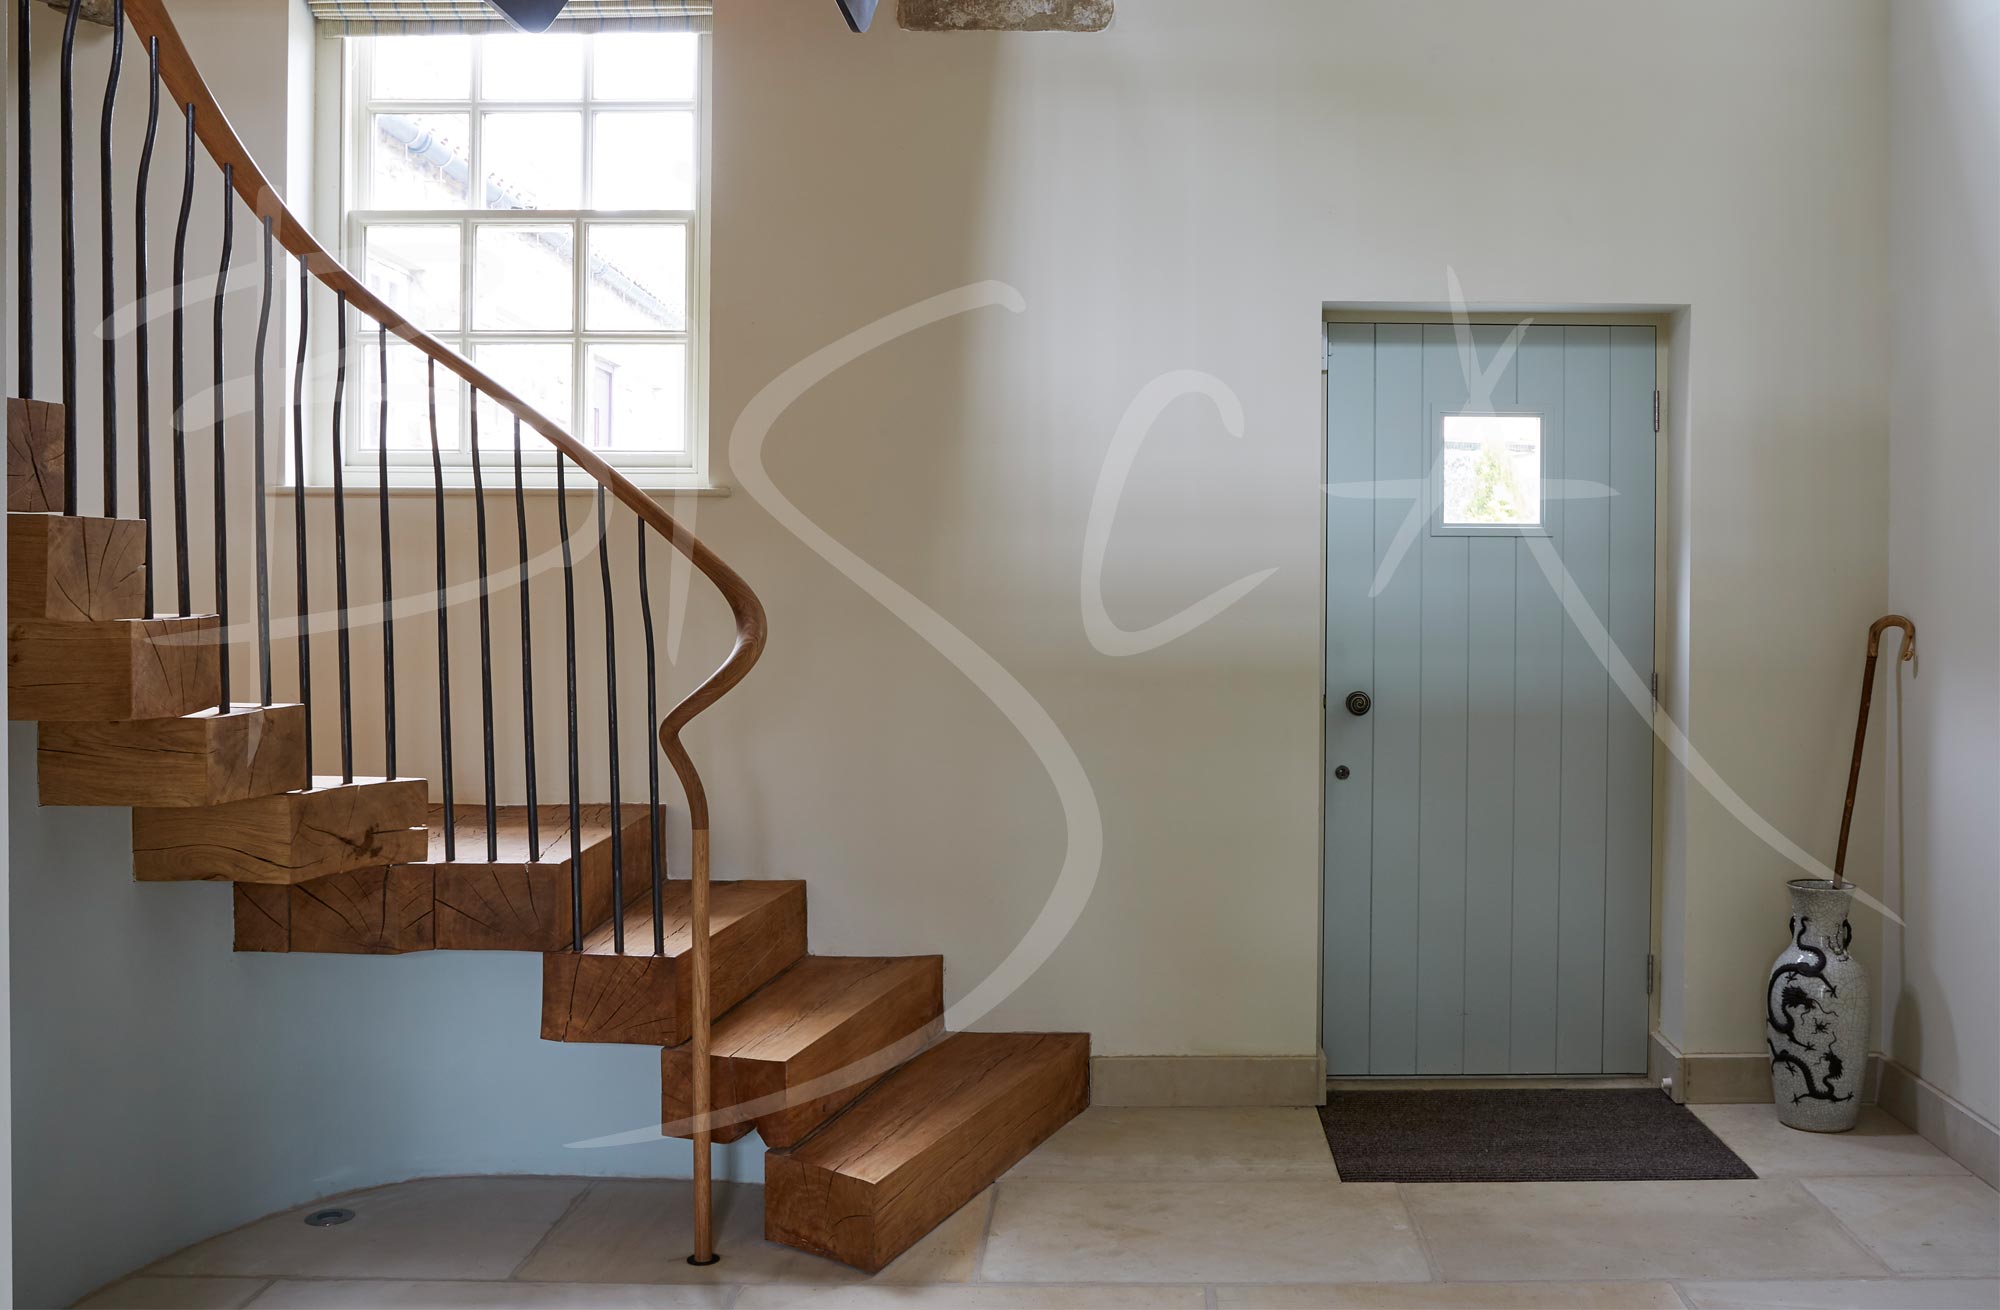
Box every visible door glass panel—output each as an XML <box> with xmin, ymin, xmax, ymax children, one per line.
<box><xmin>1440</xmin><ymin>413</ymin><xmax>1542</xmax><ymax>527</ymax></box>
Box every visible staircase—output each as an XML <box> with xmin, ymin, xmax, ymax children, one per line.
<box><xmin>7</xmin><ymin>0</ymin><xmax>1086</xmax><ymax>1276</ymax></box>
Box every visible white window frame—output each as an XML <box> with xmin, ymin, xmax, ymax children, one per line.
<box><xmin>322</xmin><ymin>29</ymin><xmax>714</xmax><ymax>491</ymax></box>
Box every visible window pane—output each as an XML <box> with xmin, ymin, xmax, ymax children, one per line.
<box><xmin>481</xmin><ymin>33</ymin><xmax>584</xmax><ymax>101</ymax></box>
<box><xmin>473</xmin><ymin>343</ymin><xmax>573</xmax><ymax>450</ymax></box>
<box><xmin>586</xmin><ymin>225</ymin><xmax>686</xmax><ymax>331</ymax></box>
<box><xmin>370</xmin><ymin>112</ymin><xmax>472</xmax><ymax>209</ymax></box>
<box><xmin>584</xmin><ymin>342</ymin><xmax>686</xmax><ymax>453</ymax></box>
<box><xmin>473</xmin><ymin>225</ymin><xmax>574</xmax><ymax>331</ymax></box>
<box><xmin>1441</xmin><ymin>414</ymin><xmax>1543</xmax><ymax>527</ymax></box>
<box><xmin>593</xmin><ymin>33</ymin><xmax>697</xmax><ymax>101</ymax></box>
<box><xmin>592</xmin><ymin>112</ymin><xmax>694</xmax><ymax>210</ymax></box>
<box><xmin>483</xmin><ymin>112</ymin><xmax>583</xmax><ymax>210</ymax></box>
<box><xmin>363</xmin><ymin>225</ymin><xmax>462</xmax><ymax>332</ymax></box>
<box><xmin>355</xmin><ymin>336</ymin><xmax>464</xmax><ymax>453</ymax></box>
<box><xmin>372</xmin><ymin>36</ymin><xmax>470</xmax><ymax>100</ymax></box>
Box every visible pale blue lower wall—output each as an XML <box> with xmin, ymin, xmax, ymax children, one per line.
<box><xmin>8</xmin><ymin>724</ymin><xmax>759</xmax><ymax>1309</ymax></box>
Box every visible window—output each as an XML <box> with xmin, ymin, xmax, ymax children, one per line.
<box><xmin>341</xmin><ymin>29</ymin><xmax>705</xmax><ymax>483</ymax></box>
<box><xmin>1439</xmin><ymin>413</ymin><xmax>1543</xmax><ymax>529</ymax></box>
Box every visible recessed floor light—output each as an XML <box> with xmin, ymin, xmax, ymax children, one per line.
<box><xmin>304</xmin><ymin>1208</ymin><xmax>355</xmax><ymax>1227</ymax></box>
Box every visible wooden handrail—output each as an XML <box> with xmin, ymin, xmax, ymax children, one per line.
<box><xmin>120</xmin><ymin>0</ymin><xmax>761</xmax><ymax>1263</ymax></box>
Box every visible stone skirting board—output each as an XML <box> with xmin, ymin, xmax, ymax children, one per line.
<box><xmin>1876</xmin><ymin>1057</ymin><xmax>2000</xmax><ymax>1189</ymax></box>
<box><xmin>1091</xmin><ymin>1054</ymin><xmax>1327</xmax><ymax>1107</ymax></box>
<box><xmin>1651</xmin><ymin>1029</ymin><xmax>1883</xmax><ymax>1106</ymax></box>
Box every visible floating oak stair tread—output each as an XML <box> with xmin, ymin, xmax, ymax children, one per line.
<box><xmin>417</xmin><ymin>803</ymin><xmax>654</xmax><ymax>952</ymax></box>
<box><xmin>9</xmin><ymin>512</ymin><xmax>147</xmax><ymax>620</ymax></box>
<box><xmin>132</xmin><ymin>775</ymin><xmax>428</xmax><ymax>885</ymax></box>
<box><xmin>8</xmin><ymin>613</ymin><xmax>219</xmax><ymax>721</ymax></box>
<box><xmin>541</xmin><ymin>879</ymin><xmax>807</xmax><ymax>1047</ymax></box>
<box><xmin>765</xmin><ymin>1030</ymin><xmax>1089</xmax><ymax>1272</ymax></box>
<box><xmin>233</xmin><ymin>865</ymin><xmax>435</xmax><ymax>955</ymax></box>
<box><xmin>39</xmin><ymin>702</ymin><xmax>308</xmax><ymax>807</ymax></box>
<box><xmin>7</xmin><ymin>398</ymin><xmax>63</xmax><ymax>513</ymax></box>
<box><xmin>663</xmin><ymin>954</ymin><xmax>944</xmax><ymax>1148</ymax></box>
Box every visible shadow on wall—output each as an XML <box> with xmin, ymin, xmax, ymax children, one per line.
<box><xmin>7</xmin><ymin>727</ymin><xmax>763</xmax><ymax>1309</ymax></box>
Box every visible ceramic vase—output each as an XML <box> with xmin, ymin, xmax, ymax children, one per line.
<box><xmin>1767</xmin><ymin>878</ymin><xmax>1868</xmax><ymax>1131</ymax></box>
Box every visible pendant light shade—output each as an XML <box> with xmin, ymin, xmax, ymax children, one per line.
<box><xmin>487</xmin><ymin>0</ymin><xmax>571</xmax><ymax>31</ymax></box>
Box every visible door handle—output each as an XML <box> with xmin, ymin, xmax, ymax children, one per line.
<box><xmin>1345</xmin><ymin>691</ymin><xmax>1372</xmax><ymax>717</ymax></box>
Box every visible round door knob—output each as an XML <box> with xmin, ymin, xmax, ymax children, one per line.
<box><xmin>1334</xmin><ymin>765</ymin><xmax>1351</xmax><ymax>781</ymax></box>
<box><xmin>1345</xmin><ymin>691</ymin><xmax>1372</xmax><ymax>717</ymax></box>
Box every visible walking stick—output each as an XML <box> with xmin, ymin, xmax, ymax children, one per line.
<box><xmin>1832</xmin><ymin>614</ymin><xmax>1917</xmax><ymax>889</ymax></box>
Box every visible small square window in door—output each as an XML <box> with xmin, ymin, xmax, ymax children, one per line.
<box><xmin>1440</xmin><ymin>413</ymin><xmax>1543</xmax><ymax>528</ymax></box>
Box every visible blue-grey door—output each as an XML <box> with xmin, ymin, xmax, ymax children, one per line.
<box><xmin>1324</xmin><ymin>322</ymin><xmax>1657</xmax><ymax>1076</ymax></box>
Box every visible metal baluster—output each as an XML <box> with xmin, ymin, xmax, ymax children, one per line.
<box><xmin>134</xmin><ymin>36</ymin><xmax>157</xmax><ymax>614</ymax></box>
<box><xmin>513</xmin><ymin>420</ymin><xmax>540</xmax><ymax>855</ymax></box>
<box><xmin>58</xmin><ymin>0</ymin><xmax>79</xmax><ymax>514</ymax></box>
<box><xmin>469</xmin><ymin>399</ymin><xmax>498</xmax><ymax>859</ymax></box>
<box><xmin>556</xmin><ymin>455</ymin><xmax>584</xmax><ymax>951</ymax></box>
<box><xmin>377</xmin><ymin>324</ymin><xmax>397</xmax><ymax>778</ymax></box>
<box><xmin>428</xmin><ymin>360</ymin><xmax>455</xmax><ymax>859</ymax></box>
<box><xmin>253</xmin><ymin>215</ymin><xmax>273</xmax><ymax>705</ymax></box>
<box><xmin>211</xmin><ymin>165</ymin><xmax>232</xmax><ymax>713</ymax></box>
<box><xmin>14</xmin><ymin>0</ymin><xmax>31</xmax><ymax>397</ymax></box>
<box><xmin>97</xmin><ymin>0</ymin><xmax>121</xmax><ymax>516</ymax></box>
<box><xmin>597</xmin><ymin>485</ymin><xmax>624</xmax><ymax>953</ymax></box>
<box><xmin>330</xmin><ymin>291</ymin><xmax>353</xmax><ymax>783</ymax></box>
<box><xmin>170</xmin><ymin>101</ymin><xmax>192</xmax><ymax>613</ymax></box>
<box><xmin>636</xmin><ymin>518</ymin><xmax>664</xmax><ymax>955</ymax></box>
<box><xmin>291</xmin><ymin>255</ymin><xmax>312</xmax><ymax>771</ymax></box>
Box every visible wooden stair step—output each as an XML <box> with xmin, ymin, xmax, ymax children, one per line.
<box><xmin>764</xmin><ymin>1031</ymin><xmax>1090</xmax><ymax>1273</ymax></box>
<box><xmin>233</xmin><ymin>865</ymin><xmax>434</xmax><ymax>955</ymax></box>
<box><xmin>38</xmin><ymin>702</ymin><xmax>308</xmax><ymax>807</ymax></box>
<box><xmin>9</xmin><ymin>512</ymin><xmax>147</xmax><ymax>620</ymax></box>
<box><xmin>7</xmin><ymin>398</ymin><xmax>63</xmax><ymax>513</ymax></box>
<box><xmin>662</xmin><ymin>955</ymin><xmax>944</xmax><ymax>1148</ymax></box>
<box><xmin>541</xmin><ymin>879</ymin><xmax>807</xmax><ymax>1047</ymax></box>
<box><xmin>132</xmin><ymin>775</ymin><xmax>428</xmax><ymax>885</ymax></box>
<box><xmin>419</xmin><ymin>803</ymin><xmax>654</xmax><ymax>952</ymax></box>
<box><xmin>8</xmin><ymin>613</ymin><xmax>218</xmax><ymax>721</ymax></box>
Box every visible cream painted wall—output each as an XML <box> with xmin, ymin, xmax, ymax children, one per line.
<box><xmin>10</xmin><ymin>5</ymin><xmax>1905</xmax><ymax>1252</ymax></box>
<box><xmin>1880</xmin><ymin>0</ymin><xmax>2000</xmax><ymax>1128</ymax></box>
<box><xmin>701</xmin><ymin>0</ymin><xmax>1888</xmax><ymax>1058</ymax></box>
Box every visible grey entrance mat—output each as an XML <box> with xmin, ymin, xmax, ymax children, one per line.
<box><xmin>1318</xmin><ymin>1088</ymin><xmax>1758</xmax><ymax>1183</ymax></box>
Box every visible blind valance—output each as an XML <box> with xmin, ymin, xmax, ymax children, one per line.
<box><xmin>307</xmin><ymin>1</ymin><xmax>711</xmax><ymax>35</ymax></box>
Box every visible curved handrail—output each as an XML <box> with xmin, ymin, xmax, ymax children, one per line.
<box><xmin>119</xmin><ymin>0</ymin><xmax>759</xmax><ymax>1261</ymax></box>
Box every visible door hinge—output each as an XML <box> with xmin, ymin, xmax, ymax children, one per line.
<box><xmin>1646</xmin><ymin>953</ymin><xmax>1656</xmax><ymax>996</ymax></box>
<box><xmin>1649</xmin><ymin>671</ymin><xmax>1661</xmax><ymax>703</ymax></box>
<box><xmin>1653</xmin><ymin>389</ymin><xmax>1662</xmax><ymax>434</ymax></box>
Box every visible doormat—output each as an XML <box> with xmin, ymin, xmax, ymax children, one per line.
<box><xmin>1319</xmin><ymin>1089</ymin><xmax>1757</xmax><ymax>1183</ymax></box>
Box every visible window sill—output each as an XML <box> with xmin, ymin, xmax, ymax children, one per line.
<box><xmin>274</xmin><ymin>480</ymin><xmax>731</xmax><ymax>499</ymax></box>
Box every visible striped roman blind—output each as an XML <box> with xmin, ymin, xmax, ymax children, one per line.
<box><xmin>306</xmin><ymin>1</ymin><xmax>711</xmax><ymax>35</ymax></box>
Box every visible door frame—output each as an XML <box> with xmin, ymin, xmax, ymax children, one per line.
<box><xmin>1316</xmin><ymin>306</ymin><xmax>1678</xmax><ymax>1080</ymax></box>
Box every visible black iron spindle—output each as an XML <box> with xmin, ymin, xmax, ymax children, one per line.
<box><xmin>469</xmin><ymin>399</ymin><xmax>498</xmax><ymax>859</ymax></box>
<box><xmin>291</xmin><ymin>255</ymin><xmax>312</xmax><ymax>770</ymax></box>
<box><xmin>330</xmin><ymin>291</ymin><xmax>353</xmax><ymax>783</ymax></box>
<box><xmin>597</xmin><ymin>485</ymin><xmax>624</xmax><ymax>952</ymax></box>
<box><xmin>556</xmin><ymin>455</ymin><xmax>584</xmax><ymax>952</ymax></box>
<box><xmin>135</xmin><ymin>35</ymin><xmax>158</xmax><ymax>615</ymax></box>
<box><xmin>377</xmin><ymin>324</ymin><xmax>397</xmax><ymax>778</ymax></box>
<box><xmin>15</xmin><ymin>0</ymin><xmax>31</xmax><ymax>397</ymax></box>
<box><xmin>428</xmin><ymin>360</ymin><xmax>455</xmax><ymax>859</ymax></box>
<box><xmin>58</xmin><ymin>0</ymin><xmax>79</xmax><ymax>514</ymax></box>
<box><xmin>636</xmin><ymin>517</ymin><xmax>664</xmax><ymax>956</ymax></box>
<box><xmin>513</xmin><ymin>420</ymin><xmax>540</xmax><ymax>856</ymax></box>
<box><xmin>211</xmin><ymin>164</ymin><xmax>232</xmax><ymax>713</ymax></box>
<box><xmin>253</xmin><ymin>215</ymin><xmax>273</xmax><ymax>705</ymax></box>
<box><xmin>97</xmin><ymin>0</ymin><xmax>121</xmax><ymax>516</ymax></box>
<box><xmin>170</xmin><ymin>101</ymin><xmax>193</xmax><ymax>614</ymax></box>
